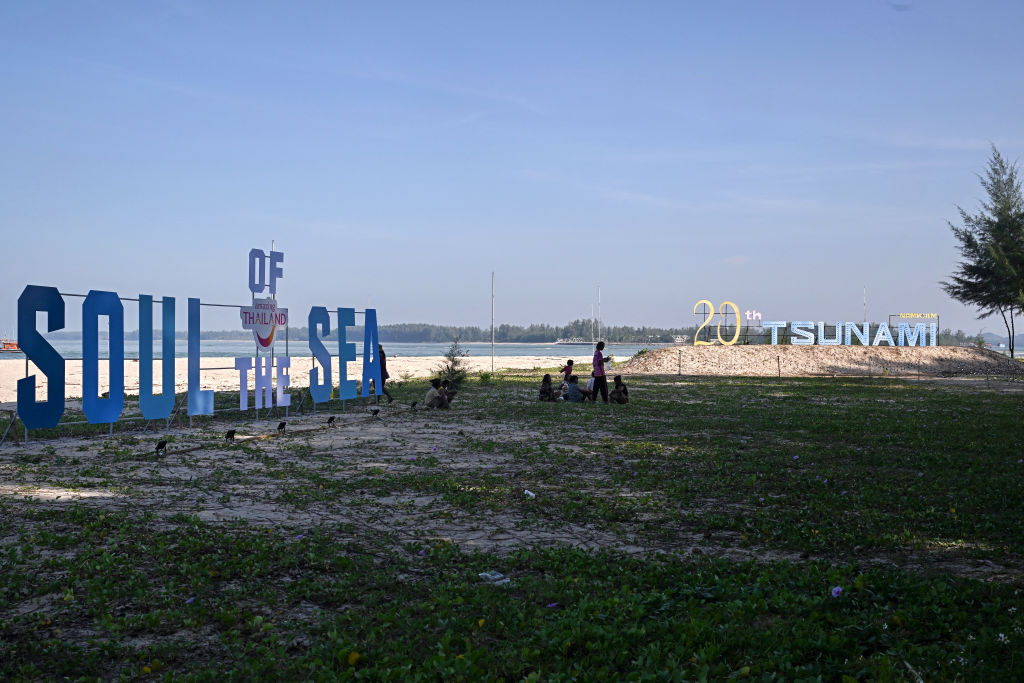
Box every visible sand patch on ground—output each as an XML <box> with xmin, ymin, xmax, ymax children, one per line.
<box><xmin>619</xmin><ymin>344</ymin><xmax>1024</xmax><ymax>378</ymax></box>
<box><xmin>0</xmin><ymin>404</ymin><xmax>636</xmax><ymax>555</ymax></box>
<box><xmin>0</xmin><ymin>354</ymin><xmax>588</xmax><ymax>406</ymax></box>
<box><xmin>2</xmin><ymin>385</ymin><xmax>1020</xmax><ymax>582</ymax></box>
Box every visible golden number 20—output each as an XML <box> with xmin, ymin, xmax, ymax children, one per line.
<box><xmin>693</xmin><ymin>300</ymin><xmax>741</xmax><ymax>346</ymax></box>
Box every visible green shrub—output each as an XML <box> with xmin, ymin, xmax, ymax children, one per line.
<box><xmin>436</xmin><ymin>337</ymin><xmax>469</xmax><ymax>387</ymax></box>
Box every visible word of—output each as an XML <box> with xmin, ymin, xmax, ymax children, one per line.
<box><xmin>242</xmin><ymin>249</ymin><xmax>288</xmax><ymax>348</ymax></box>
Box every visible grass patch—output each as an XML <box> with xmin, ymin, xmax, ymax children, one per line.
<box><xmin>2</xmin><ymin>374</ymin><xmax>1023</xmax><ymax>679</ymax></box>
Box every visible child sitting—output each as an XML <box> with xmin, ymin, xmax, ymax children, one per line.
<box><xmin>441</xmin><ymin>379</ymin><xmax>458</xmax><ymax>405</ymax></box>
<box><xmin>425</xmin><ymin>378</ymin><xmax>449</xmax><ymax>409</ymax></box>
<box><xmin>539</xmin><ymin>374</ymin><xmax>562</xmax><ymax>401</ymax></box>
<box><xmin>566</xmin><ymin>375</ymin><xmax>589</xmax><ymax>403</ymax></box>
<box><xmin>610</xmin><ymin>375</ymin><xmax>629</xmax><ymax>404</ymax></box>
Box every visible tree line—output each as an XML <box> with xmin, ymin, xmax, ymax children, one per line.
<box><xmin>45</xmin><ymin>324</ymin><xmax>996</xmax><ymax>347</ymax></box>
<box><xmin>42</xmin><ymin>320</ymin><xmax>692</xmax><ymax>343</ymax></box>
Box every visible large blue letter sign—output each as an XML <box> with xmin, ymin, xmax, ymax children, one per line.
<box><xmin>308</xmin><ymin>306</ymin><xmax>332</xmax><ymax>404</ymax></box>
<box><xmin>17</xmin><ymin>285</ymin><xmax>66</xmax><ymax>429</ymax></box>
<box><xmin>337</xmin><ymin>307</ymin><xmax>358</xmax><ymax>400</ymax></box>
<box><xmin>82</xmin><ymin>290</ymin><xmax>125</xmax><ymax>424</ymax></box>
<box><xmin>791</xmin><ymin>322</ymin><xmax>815</xmax><ymax>345</ymax></box>
<box><xmin>187</xmin><ymin>298</ymin><xmax>213</xmax><ymax>415</ymax></box>
<box><xmin>269</xmin><ymin>251</ymin><xmax>284</xmax><ymax>296</ymax></box>
<box><xmin>361</xmin><ymin>308</ymin><xmax>382</xmax><ymax>397</ymax></box>
<box><xmin>139</xmin><ymin>294</ymin><xmax>175</xmax><ymax>420</ymax></box>
<box><xmin>248</xmin><ymin>249</ymin><xmax>267</xmax><ymax>294</ymax></box>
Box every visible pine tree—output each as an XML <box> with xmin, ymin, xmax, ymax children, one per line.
<box><xmin>942</xmin><ymin>146</ymin><xmax>1024</xmax><ymax>357</ymax></box>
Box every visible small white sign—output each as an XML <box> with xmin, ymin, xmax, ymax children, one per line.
<box><xmin>241</xmin><ymin>297</ymin><xmax>288</xmax><ymax>348</ymax></box>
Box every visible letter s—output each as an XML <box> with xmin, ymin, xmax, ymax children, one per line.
<box><xmin>308</xmin><ymin>306</ymin><xmax>332</xmax><ymax>404</ymax></box>
<box><xmin>17</xmin><ymin>285</ymin><xmax>66</xmax><ymax>429</ymax></box>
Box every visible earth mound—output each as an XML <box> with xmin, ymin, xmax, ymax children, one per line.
<box><xmin>618</xmin><ymin>345</ymin><xmax>1024</xmax><ymax>378</ymax></box>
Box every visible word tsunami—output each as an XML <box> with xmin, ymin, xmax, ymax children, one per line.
<box><xmin>693</xmin><ymin>300</ymin><xmax>938</xmax><ymax>346</ymax></box>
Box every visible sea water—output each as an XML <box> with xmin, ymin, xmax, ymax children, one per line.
<box><xmin>34</xmin><ymin>339</ymin><xmax>667</xmax><ymax>360</ymax></box>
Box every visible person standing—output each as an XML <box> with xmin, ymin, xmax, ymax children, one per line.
<box><xmin>591</xmin><ymin>341</ymin><xmax>611</xmax><ymax>403</ymax></box>
<box><xmin>377</xmin><ymin>344</ymin><xmax>394</xmax><ymax>403</ymax></box>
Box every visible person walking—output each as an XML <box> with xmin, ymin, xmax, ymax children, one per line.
<box><xmin>377</xmin><ymin>344</ymin><xmax>394</xmax><ymax>403</ymax></box>
<box><xmin>591</xmin><ymin>341</ymin><xmax>611</xmax><ymax>403</ymax></box>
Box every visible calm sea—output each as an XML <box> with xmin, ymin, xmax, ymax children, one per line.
<box><xmin>16</xmin><ymin>339</ymin><xmax>666</xmax><ymax>360</ymax></box>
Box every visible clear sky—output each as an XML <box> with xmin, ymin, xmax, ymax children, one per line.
<box><xmin>2</xmin><ymin>1</ymin><xmax>1023</xmax><ymax>335</ymax></box>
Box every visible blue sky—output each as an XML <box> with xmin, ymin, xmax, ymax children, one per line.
<box><xmin>2</xmin><ymin>1</ymin><xmax>1023</xmax><ymax>335</ymax></box>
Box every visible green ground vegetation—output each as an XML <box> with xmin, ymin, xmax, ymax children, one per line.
<box><xmin>1</xmin><ymin>372</ymin><xmax>1023</xmax><ymax>680</ymax></box>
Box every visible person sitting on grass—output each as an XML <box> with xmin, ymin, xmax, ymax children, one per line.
<box><xmin>559</xmin><ymin>360</ymin><xmax>574</xmax><ymax>387</ymax></box>
<box><xmin>610</xmin><ymin>374</ymin><xmax>629</xmax><ymax>404</ymax></box>
<box><xmin>539</xmin><ymin>374</ymin><xmax>562</xmax><ymax>401</ymax></box>
<box><xmin>425</xmin><ymin>378</ymin><xmax>449</xmax><ymax>409</ymax></box>
<box><xmin>586</xmin><ymin>371</ymin><xmax>597</xmax><ymax>401</ymax></box>
<box><xmin>566</xmin><ymin>375</ymin><xmax>589</xmax><ymax>403</ymax></box>
<box><xmin>441</xmin><ymin>379</ymin><xmax>458</xmax><ymax>405</ymax></box>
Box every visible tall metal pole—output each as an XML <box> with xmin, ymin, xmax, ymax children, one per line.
<box><xmin>493</xmin><ymin>270</ymin><xmax>497</xmax><ymax>370</ymax></box>
<box><xmin>598</xmin><ymin>285</ymin><xmax>601</xmax><ymax>341</ymax></box>
<box><xmin>863</xmin><ymin>286</ymin><xmax>867</xmax><ymax>322</ymax></box>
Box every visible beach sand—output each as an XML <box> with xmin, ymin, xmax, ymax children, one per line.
<box><xmin>0</xmin><ymin>354</ymin><xmax>594</xmax><ymax>406</ymax></box>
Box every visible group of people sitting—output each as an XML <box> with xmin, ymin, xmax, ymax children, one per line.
<box><xmin>425</xmin><ymin>378</ymin><xmax>458</xmax><ymax>409</ymax></box>
<box><xmin>540</xmin><ymin>372</ymin><xmax>629</xmax><ymax>404</ymax></box>
<box><xmin>539</xmin><ymin>343</ymin><xmax>630</xmax><ymax>404</ymax></box>
<box><xmin>418</xmin><ymin>341</ymin><xmax>628</xmax><ymax>410</ymax></box>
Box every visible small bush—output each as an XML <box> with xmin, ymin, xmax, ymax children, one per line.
<box><xmin>436</xmin><ymin>337</ymin><xmax>469</xmax><ymax>387</ymax></box>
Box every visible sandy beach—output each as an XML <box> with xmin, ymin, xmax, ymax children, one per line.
<box><xmin>0</xmin><ymin>354</ymin><xmax>592</xmax><ymax>406</ymax></box>
<box><xmin>8</xmin><ymin>344</ymin><xmax>1017</xmax><ymax>409</ymax></box>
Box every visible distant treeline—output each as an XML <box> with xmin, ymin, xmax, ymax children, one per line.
<box><xmin>42</xmin><ymin>319</ymin><xmax>695</xmax><ymax>344</ymax></box>
<box><xmin>37</xmin><ymin>324</ymin><xmax>1001</xmax><ymax>347</ymax></box>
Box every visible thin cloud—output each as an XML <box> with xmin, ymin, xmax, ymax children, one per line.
<box><xmin>722</xmin><ymin>254</ymin><xmax>751</xmax><ymax>266</ymax></box>
<box><xmin>844</xmin><ymin>130</ymin><xmax>1024</xmax><ymax>153</ymax></box>
<box><xmin>345</xmin><ymin>68</ymin><xmax>543</xmax><ymax>115</ymax></box>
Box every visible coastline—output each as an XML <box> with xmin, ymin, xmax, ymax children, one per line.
<box><xmin>0</xmin><ymin>354</ymin><xmax>597</xmax><ymax>405</ymax></box>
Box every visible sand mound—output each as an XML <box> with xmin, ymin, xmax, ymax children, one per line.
<box><xmin>617</xmin><ymin>345</ymin><xmax>1024</xmax><ymax>378</ymax></box>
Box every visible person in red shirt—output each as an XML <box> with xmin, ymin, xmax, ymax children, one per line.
<box><xmin>559</xmin><ymin>359</ymin><xmax>574</xmax><ymax>386</ymax></box>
